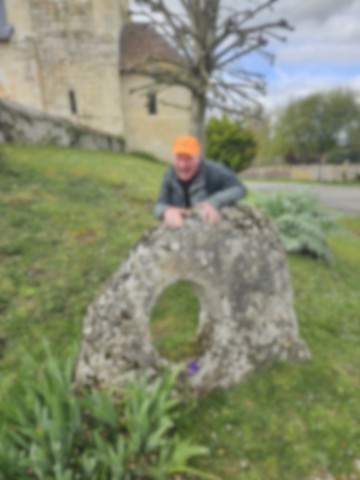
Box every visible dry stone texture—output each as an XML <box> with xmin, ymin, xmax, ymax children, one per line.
<box><xmin>74</xmin><ymin>205</ymin><xmax>311</xmax><ymax>393</ymax></box>
<box><xmin>0</xmin><ymin>99</ymin><xmax>125</xmax><ymax>152</ymax></box>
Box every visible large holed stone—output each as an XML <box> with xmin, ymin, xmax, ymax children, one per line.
<box><xmin>74</xmin><ymin>205</ymin><xmax>311</xmax><ymax>393</ymax></box>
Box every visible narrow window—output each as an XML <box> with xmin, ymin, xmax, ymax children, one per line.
<box><xmin>69</xmin><ymin>90</ymin><xmax>78</xmax><ymax>115</ymax></box>
<box><xmin>0</xmin><ymin>0</ymin><xmax>14</xmax><ymax>41</ymax></box>
<box><xmin>147</xmin><ymin>92</ymin><xmax>157</xmax><ymax>115</ymax></box>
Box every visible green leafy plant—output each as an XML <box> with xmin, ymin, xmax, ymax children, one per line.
<box><xmin>206</xmin><ymin>116</ymin><xmax>257</xmax><ymax>172</ymax></box>
<box><xmin>0</xmin><ymin>344</ymin><xmax>214</xmax><ymax>480</ymax></box>
<box><xmin>255</xmin><ymin>190</ymin><xmax>344</xmax><ymax>262</ymax></box>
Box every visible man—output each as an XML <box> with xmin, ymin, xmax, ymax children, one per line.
<box><xmin>154</xmin><ymin>135</ymin><xmax>247</xmax><ymax>228</ymax></box>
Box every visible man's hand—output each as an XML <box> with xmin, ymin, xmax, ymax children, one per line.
<box><xmin>195</xmin><ymin>202</ymin><xmax>220</xmax><ymax>225</ymax></box>
<box><xmin>163</xmin><ymin>207</ymin><xmax>187</xmax><ymax>228</ymax></box>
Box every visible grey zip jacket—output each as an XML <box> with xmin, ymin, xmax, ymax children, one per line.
<box><xmin>154</xmin><ymin>158</ymin><xmax>247</xmax><ymax>219</ymax></box>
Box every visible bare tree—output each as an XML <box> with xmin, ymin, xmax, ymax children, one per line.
<box><xmin>126</xmin><ymin>0</ymin><xmax>292</xmax><ymax>147</ymax></box>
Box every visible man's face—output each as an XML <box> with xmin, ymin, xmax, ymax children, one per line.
<box><xmin>173</xmin><ymin>153</ymin><xmax>200</xmax><ymax>182</ymax></box>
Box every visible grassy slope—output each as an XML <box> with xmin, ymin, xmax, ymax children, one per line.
<box><xmin>0</xmin><ymin>145</ymin><xmax>162</xmax><ymax>392</ymax></box>
<box><xmin>1</xmin><ymin>145</ymin><xmax>360</xmax><ymax>480</ymax></box>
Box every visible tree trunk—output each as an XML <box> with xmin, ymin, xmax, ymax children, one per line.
<box><xmin>190</xmin><ymin>93</ymin><xmax>207</xmax><ymax>152</ymax></box>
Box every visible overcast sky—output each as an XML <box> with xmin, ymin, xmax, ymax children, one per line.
<box><xmin>131</xmin><ymin>0</ymin><xmax>360</xmax><ymax>114</ymax></box>
<box><xmin>231</xmin><ymin>0</ymin><xmax>360</xmax><ymax>112</ymax></box>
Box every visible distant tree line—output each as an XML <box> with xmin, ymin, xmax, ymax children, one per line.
<box><xmin>256</xmin><ymin>89</ymin><xmax>360</xmax><ymax>165</ymax></box>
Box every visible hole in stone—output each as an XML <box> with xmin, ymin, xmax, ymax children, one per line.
<box><xmin>150</xmin><ymin>281</ymin><xmax>201</xmax><ymax>363</ymax></box>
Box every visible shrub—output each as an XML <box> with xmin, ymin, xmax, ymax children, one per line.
<box><xmin>324</xmin><ymin>148</ymin><xmax>360</xmax><ymax>164</ymax></box>
<box><xmin>284</xmin><ymin>151</ymin><xmax>321</xmax><ymax>165</ymax></box>
<box><xmin>255</xmin><ymin>190</ymin><xmax>344</xmax><ymax>262</ymax></box>
<box><xmin>0</xmin><ymin>344</ymin><xmax>213</xmax><ymax>480</ymax></box>
<box><xmin>205</xmin><ymin>116</ymin><xmax>257</xmax><ymax>172</ymax></box>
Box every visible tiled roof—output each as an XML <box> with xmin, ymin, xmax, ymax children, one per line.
<box><xmin>120</xmin><ymin>22</ymin><xmax>182</xmax><ymax>71</ymax></box>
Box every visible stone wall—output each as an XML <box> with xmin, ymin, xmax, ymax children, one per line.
<box><xmin>0</xmin><ymin>98</ymin><xmax>125</xmax><ymax>151</ymax></box>
<box><xmin>0</xmin><ymin>0</ymin><xmax>127</xmax><ymax>136</ymax></box>
<box><xmin>0</xmin><ymin>0</ymin><xmax>193</xmax><ymax>161</ymax></box>
<box><xmin>0</xmin><ymin>0</ymin><xmax>43</xmax><ymax>111</ymax></box>
<box><xmin>122</xmin><ymin>75</ymin><xmax>192</xmax><ymax>162</ymax></box>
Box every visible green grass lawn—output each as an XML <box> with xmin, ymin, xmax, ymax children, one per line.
<box><xmin>1</xmin><ymin>145</ymin><xmax>360</xmax><ymax>480</ymax></box>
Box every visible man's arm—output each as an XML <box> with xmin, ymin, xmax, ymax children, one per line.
<box><xmin>154</xmin><ymin>172</ymin><xmax>187</xmax><ymax>228</ymax></box>
<box><xmin>205</xmin><ymin>163</ymin><xmax>247</xmax><ymax>210</ymax></box>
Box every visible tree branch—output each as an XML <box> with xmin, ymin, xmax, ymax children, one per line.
<box><xmin>158</xmin><ymin>99</ymin><xmax>191</xmax><ymax>110</ymax></box>
<box><xmin>128</xmin><ymin>0</ymin><xmax>293</xmax><ymax>130</ymax></box>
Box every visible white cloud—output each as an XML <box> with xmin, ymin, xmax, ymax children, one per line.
<box><xmin>248</xmin><ymin>0</ymin><xmax>360</xmax><ymax>111</ymax></box>
<box><xmin>278</xmin><ymin>43</ymin><xmax>360</xmax><ymax>65</ymax></box>
<box><xmin>131</xmin><ymin>0</ymin><xmax>360</xmax><ymax>65</ymax></box>
<box><xmin>259</xmin><ymin>69</ymin><xmax>360</xmax><ymax>113</ymax></box>
<box><xmin>271</xmin><ymin>0</ymin><xmax>356</xmax><ymax>24</ymax></box>
<box><xmin>130</xmin><ymin>0</ymin><xmax>360</xmax><ymax>113</ymax></box>
<box><xmin>275</xmin><ymin>0</ymin><xmax>360</xmax><ymax>65</ymax></box>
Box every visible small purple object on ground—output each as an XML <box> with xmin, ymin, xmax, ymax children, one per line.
<box><xmin>187</xmin><ymin>359</ymin><xmax>200</xmax><ymax>376</ymax></box>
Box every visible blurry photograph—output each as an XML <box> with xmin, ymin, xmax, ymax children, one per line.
<box><xmin>0</xmin><ymin>1</ymin><xmax>359</xmax><ymax>479</ymax></box>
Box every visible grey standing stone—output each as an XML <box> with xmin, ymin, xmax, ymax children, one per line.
<box><xmin>73</xmin><ymin>205</ymin><xmax>311</xmax><ymax>393</ymax></box>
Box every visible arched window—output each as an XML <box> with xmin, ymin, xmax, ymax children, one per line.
<box><xmin>147</xmin><ymin>92</ymin><xmax>157</xmax><ymax>115</ymax></box>
<box><xmin>68</xmin><ymin>90</ymin><xmax>78</xmax><ymax>115</ymax></box>
<box><xmin>0</xmin><ymin>0</ymin><xmax>13</xmax><ymax>41</ymax></box>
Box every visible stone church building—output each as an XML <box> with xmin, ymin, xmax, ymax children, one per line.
<box><xmin>0</xmin><ymin>0</ymin><xmax>192</xmax><ymax>160</ymax></box>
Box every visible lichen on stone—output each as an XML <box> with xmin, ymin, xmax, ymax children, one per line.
<box><xmin>73</xmin><ymin>204</ymin><xmax>311</xmax><ymax>393</ymax></box>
